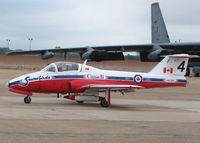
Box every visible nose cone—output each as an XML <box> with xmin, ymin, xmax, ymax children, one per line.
<box><xmin>7</xmin><ymin>77</ymin><xmax>21</xmax><ymax>89</ymax></box>
<box><xmin>7</xmin><ymin>72</ymin><xmax>38</xmax><ymax>90</ymax></box>
<box><xmin>7</xmin><ymin>80</ymin><xmax>15</xmax><ymax>89</ymax></box>
<box><xmin>7</xmin><ymin>81</ymin><xmax>11</xmax><ymax>88</ymax></box>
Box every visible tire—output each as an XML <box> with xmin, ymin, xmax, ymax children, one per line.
<box><xmin>100</xmin><ymin>98</ymin><xmax>109</xmax><ymax>107</ymax></box>
<box><xmin>24</xmin><ymin>96</ymin><xmax>31</xmax><ymax>104</ymax></box>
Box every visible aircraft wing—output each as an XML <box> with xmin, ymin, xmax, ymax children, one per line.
<box><xmin>7</xmin><ymin>42</ymin><xmax>200</xmax><ymax>55</ymax></box>
<box><xmin>84</xmin><ymin>84</ymin><xmax>144</xmax><ymax>92</ymax></box>
<box><xmin>7</xmin><ymin>44</ymin><xmax>153</xmax><ymax>55</ymax></box>
<box><xmin>159</xmin><ymin>42</ymin><xmax>200</xmax><ymax>52</ymax></box>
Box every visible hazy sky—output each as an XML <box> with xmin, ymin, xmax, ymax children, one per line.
<box><xmin>1</xmin><ymin>0</ymin><xmax>200</xmax><ymax>50</ymax></box>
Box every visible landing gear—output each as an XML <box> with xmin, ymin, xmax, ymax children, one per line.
<box><xmin>57</xmin><ymin>93</ymin><xmax>60</xmax><ymax>98</ymax></box>
<box><xmin>185</xmin><ymin>67</ymin><xmax>190</xmax><ymax>76</ymax></box>
<box><xmin>24</xmin><ymin>96</ymin><xmax>31</xmax><ymax>104</ymax></box>
<box><xmin>100</xmin><ymin>98</ymin><xmax>109</xmax><ymax>107</ymax></box>
<box><xmin>100</xmin><ymin>90</ymin><xmax>111</xmax><ymax>107</ymax></box>
<box><xmin>192</xmin><ymin>67</ymin><xmax>200</xmax><ymax>77</ymax></box>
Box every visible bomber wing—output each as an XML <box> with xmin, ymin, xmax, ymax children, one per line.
<box><xmin>7</xmin><ymin>44</ymin><xmax>153</xmax><ymax>55</ymax></box>
<box><xmin>7</xmin><ymin>42</ymin><xmax>200</xmax><ymax>55</ymax></box>
<box><xmin>7</xmin><ymin>42</ymin><xmax>200</xmax><ymax>62</ymax></box>
<box><xmin>159</xmin><ymin>42</ymin><xmax>200</xmax><ymax>52</ymax></box>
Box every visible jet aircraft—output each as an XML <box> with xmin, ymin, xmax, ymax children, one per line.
<box><xmin>8</xmin><ymin>54</ymin><xmax>191</xmax><ymax>107</ymax></box>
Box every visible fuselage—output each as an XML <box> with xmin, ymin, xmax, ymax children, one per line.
<box><xmin>8</xmin><ymin>61</ymin><xmax>187</xmax><ymax>95</ymax></box>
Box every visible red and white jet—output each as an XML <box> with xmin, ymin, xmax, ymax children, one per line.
<box><xmin>8</xmin><ymin>54</ymin><xmax>189</xmax><ymax>107</ymax></box>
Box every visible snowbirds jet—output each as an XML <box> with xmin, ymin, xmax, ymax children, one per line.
<box><xmin>8</xmin><ymin>54</ymin><xmax>190</xmax><ymax>107</ymax></box>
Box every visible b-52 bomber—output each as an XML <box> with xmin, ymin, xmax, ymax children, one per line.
<box><xmin>8</xmin><ymin>3</ymin><xmax>200</xmax><ymax>76</ymax></box>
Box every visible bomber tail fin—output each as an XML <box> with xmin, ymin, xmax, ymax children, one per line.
<box><xmin>149</xmin><ymin>54</ymin><xmax>190</xmax><ymax>77</ymax></box>
<box><xmin>151</xmin><ymin>2</ymin><xmax>170</xmax><ymax>43</ymax></box>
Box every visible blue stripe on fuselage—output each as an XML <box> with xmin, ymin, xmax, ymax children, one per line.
<box><xmin>106</xmin><ymin>76</ymin><xmax>133</xmax><ymax>80</ymax></box>
<box><xmin>106</xmin><ymin>76</ymin><xmax>186</xmax><ymax>83</ymax></box>
<box><xmin>52</xmin><ymin>75</ymin><xmax>85</xmax><ymax>79</ymax></box>
<box><xmin>143</xmin><ymin>78</ymin><xmax>164</xmax><ymax>82</ymax></box>
<box><xmin>176</xmin><ymin>79</ymin><xmax>187</xmax><ymax>83</ymax></box>
<box><xmin>106</xmin><ymin>76</ymin><xmax>164</xmax><ymax>82</ymax></box>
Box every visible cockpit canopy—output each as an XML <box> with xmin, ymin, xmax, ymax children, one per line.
<box><xmin>42</xmin><ymin>62</ymin><xmax>80</xmax><ymax>72</ymax></box>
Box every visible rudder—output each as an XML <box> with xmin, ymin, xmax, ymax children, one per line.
<box><xmin>150</xmin><ymin>54</ymin><xmax>189</xmax><ymax>77</ymax></box>
<box><xmin>151</xmin><ymin>2</ymin><xmax>170</xmax><ymax>43</ymax></box>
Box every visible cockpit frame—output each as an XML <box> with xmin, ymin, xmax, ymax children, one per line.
<box><xmin>41</xmin><ymin>62</ymin><xmax>80</xmax><ymax>73</ymax></box>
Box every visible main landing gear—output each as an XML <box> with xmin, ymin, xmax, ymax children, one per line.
<box><xmin>24</xmin><ymin>96</ymin><xmax>31</xmax><ymax>104</ymax></box>
<box><xmin>100</xmin><ymin>98</ymin><xmax>109</xmax><ymax>107</ymax></box>
<box><xmin>100</xmin><ymin>90</ymin><xmax>111</xmax><ymax>107</ymax></box>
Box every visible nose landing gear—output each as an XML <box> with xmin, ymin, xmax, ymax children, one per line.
<box><xmin>24</xmin><ymin>96</ymin><xmax>31</xmax><ymax>104</ymax></box>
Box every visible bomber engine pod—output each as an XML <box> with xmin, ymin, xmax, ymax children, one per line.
<box><xmin>81</xmin><ymin>48</ymin><xmax>124</xmax><ymax>61</ymax></box>
<box><xmin>41</xmin><ymin>51</ymin><xmax>55</xmax><ymax>60</ymax></box>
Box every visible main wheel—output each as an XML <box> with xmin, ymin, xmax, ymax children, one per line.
<box><xmin>24</xmin><ymin>96</ymin><xmax>31</xmax><ymax>104</ymax></box>
<box><xmin>100</xmin><ymin>98</ymin><xmax>109</xmax><ymax>107</ymax></box>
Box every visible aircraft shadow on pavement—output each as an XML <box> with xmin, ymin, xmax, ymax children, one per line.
<box><xmin>12</xmin><ymin>100</ymin><xmax>150</xmax><ymax>111</ymax></box>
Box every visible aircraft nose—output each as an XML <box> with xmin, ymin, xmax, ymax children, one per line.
<box><xmin>6</xmin><ymin>79</ymin><xmax>17</xmax><ymax>89</ymax></box>
<box><xmin>6</xmin><ymin>81</ymin><xmax>11</xmax><ymax>88</ymax></box>
<box><xmin>6</xmin><ymin>82</ymin><xmax>10</xmax><ymax>88</ymax></box>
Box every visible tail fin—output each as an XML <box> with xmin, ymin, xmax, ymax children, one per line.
<box><xmin>150</xmin><ymin>54</ymin><xmax>189</xmax><ymax>77</ymax></box>
<box><xmin>151</xmin><ymin>2</ymin><xmax>170</xmax><ymax>43</ymax></box>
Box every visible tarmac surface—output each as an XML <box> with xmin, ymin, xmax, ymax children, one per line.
<box><xmin>0</xmin><ymin>57</ymin><xmax>200</xmax><ymax>143</ymax></box>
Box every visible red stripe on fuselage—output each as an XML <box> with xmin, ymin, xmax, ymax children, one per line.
<box><xmin>10</xmin><ymin>78</ymin><xmax>186</xmax><ymax>94</ymax></box>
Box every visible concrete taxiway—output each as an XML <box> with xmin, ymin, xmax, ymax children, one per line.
<box><xmin>0</xmin><ymin>66</ymin><xmax>200</xmax><ymax>143</ymax></box>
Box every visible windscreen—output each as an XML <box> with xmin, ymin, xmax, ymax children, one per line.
<box><xmin>45</xmin><ymin>64</ymin><xmax>56</xmax><ymax>72</ymax></box>
<box><xmin>56</xmin><ymin>62</ymin><xmax>79</xmax><ymax>72</ymax></box>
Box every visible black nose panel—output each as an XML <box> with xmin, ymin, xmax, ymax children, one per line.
<box><xmin>8</xmin><ymin>82</ymin><xmax>11</xmax><ymax>88</ymax></box>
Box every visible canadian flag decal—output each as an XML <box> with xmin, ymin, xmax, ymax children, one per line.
<box><xmin>163</xmin><ymin>67</ymin><xmax>173</xmax><ymax>74</ymax></box>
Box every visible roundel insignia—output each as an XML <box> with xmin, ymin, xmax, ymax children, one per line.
<box><xmin>134</xmin><ymin>75</ymin><xmax>143</xmax><ymax>84</ymax></box>
<box><xmin>19</xmin><ymin>76</ymin><xmax>30</xmax><ymax>87</ymax></box>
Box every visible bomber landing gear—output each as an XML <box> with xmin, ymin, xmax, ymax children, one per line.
<box><xmin>24</xmin><ymin>96</ymin><xmax>31</xmax><ymax>104</ymax></box>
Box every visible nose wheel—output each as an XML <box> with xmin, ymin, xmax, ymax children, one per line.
<box><xmin>24</xmin><ymin>96</ymin><xmax>31</xmax><ymax>104</ymax></box>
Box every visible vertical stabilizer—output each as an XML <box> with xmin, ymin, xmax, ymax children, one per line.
<box><xmin>151</xmin><ymin>2</ymin><xmax>170</xmax><ymax>43</ymax></box>
<box><xmin>150</xmin><ymin>54</ymin><xmax>189</xmax><ymax>77</ymax></box>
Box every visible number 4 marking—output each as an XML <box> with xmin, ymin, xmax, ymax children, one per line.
<box><xmin>177</xmin><ymin>61</ymin><xmax>186</xmax><ymax>72</ymax></box>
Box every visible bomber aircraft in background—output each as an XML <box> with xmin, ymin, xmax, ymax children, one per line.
<box><xmin>8</xmin><ymin>54</ymin><xmax>192</xmax><ymax>107</ymax></box>
<box><xmin>8</xmin><ymin>3</ymin><xmax>200</xmax><ymax>76</ymax></box>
